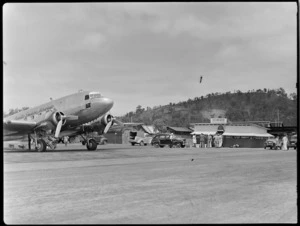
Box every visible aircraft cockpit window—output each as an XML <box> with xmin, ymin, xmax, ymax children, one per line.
<box><xmin>89</xmin><ymin>93</ymin><xmax>101</xmax><ymax>99</ymax></box>
<box><xmin>85</xmin><ymin>95</ymin><xmax>89</xmax><ymax>100</ymax></box>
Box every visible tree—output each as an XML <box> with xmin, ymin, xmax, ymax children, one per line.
<box><xmin>289</xmin><ymin>92</ymin><xmax>297</xmax><ymax>101</ymax></box>
<box><xmin>136</xmin><ymin>105</ymin><xmax>144</xmax><ymax>114</ymax></box>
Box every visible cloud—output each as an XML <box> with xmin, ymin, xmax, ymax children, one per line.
<box><xmin>3</xmin><ymin>2</ymin><xmax>297</xmax><ymax>115</ymax></box>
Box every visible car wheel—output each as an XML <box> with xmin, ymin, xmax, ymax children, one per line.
<box><xmin>140</xmin><ymin>141</ymin><xmax>144</xmax><ymax>146</ymax></box>
<box><xmin>153</xmin><ymin>143</ymin><xmax>159</xmax><ymax>148</ymax></box>
<box><xmin>131</xmin><ymin>143</ymin><xmax>135</xmax><ymax>146</ymax></box>
<box><xmin>160</xmin><ymin>145</ymin><xmax>164</xmax><ymax>148</ymax></box>
<box><xmin>82</xmin><ymin>141</ymin><xmax>86</xmax><ymax>145</ymax></box>
<box><xmin>102</xmin><ymin>140</ymin><xmax>107</xmax><ymax>145</ymax></box>
<box><xmin>176</xmin><ymin>143</ymin><xmax>181</xmax><ymax>148</ymax></box>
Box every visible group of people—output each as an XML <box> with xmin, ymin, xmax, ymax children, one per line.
<box><xmin>276</xmin><ymin>134</ymin><xmax>289</xmax><ymax>151</ymax></box>
<box><xmin>192</xmin><ymin>133</ymin><xmax>223</xmax><ymax>148</ymax></box>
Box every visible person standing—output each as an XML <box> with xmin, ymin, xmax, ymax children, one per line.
<box><xmin>219</xmin><ymin>134</ymin><xmax>223</xmax><ymax>148</ymax></box>
<box><xmin>200</xmin><ymin>133</ymin><xmax>205</xmax><ymax>148</ymax></box>
<box><xmin>204</xmin><ymin>134</ymin><xmax>208</xmax><ymax>148</ymax></box>
<box><xmin>282</xmin><ymin>134</ymin><xmax>288</xmax><ymax>150</ymax></box>
<box><xmin>208</xmin><ymin>134</ymin><xmax>212</xmax><ymax>148</ymax></box>
<box><xmin>275</xmin><ymin>136</ymin><xmax>279</xmax><ymax>148</ymax></box>
<box><xmin>196</xmin><ymin>134</ymin><xmax>200</xmax><ymax>148</ymax></box>
<box><xmin>64</xmin><ymin>136</ymin><xmax>69</xmax><ymax>146</ymax></box>
<box><xmin>192</xmin><ymin>134</ymin><xmax>196</xmax><ymax>148</ymax></box>
<box><xmin>214</xmin><ymin>134</ymin><xmax>218</xmax><ymax>148</ymax></box>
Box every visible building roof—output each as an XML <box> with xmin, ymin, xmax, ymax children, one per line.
<box><xmin>167</xmin><ymin>127</ymin><xmax>193</xmax><ymax>133</ymax></box>
<box><xmin>141</xmin><ymin>125</ymin><xmax>157</xmax><ymax>134</ymax></box>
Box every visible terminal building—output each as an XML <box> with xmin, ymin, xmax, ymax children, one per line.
<box><xmin>191</xmin><ymin>118</ymin><xmax>274</xmax><ymax>148</ymax></box>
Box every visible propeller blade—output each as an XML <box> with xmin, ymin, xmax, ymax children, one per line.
<box><xmin>55</xmin><ymin>120</ymin><xmax>63</xmax><ymax>138</ymax></box>
<box><xmin>103</xmin><ymin>120</ymin><xmax>113</xmax><ymax>134</ymax></box>
<box><xmin>113</xmin><ymin>118</ymin><xmax>124</xmax><ymax>127</ymax></box>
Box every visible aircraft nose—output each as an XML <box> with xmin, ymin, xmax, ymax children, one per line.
<box><xmin>101</xmin><ymin>97</ymin><xmax>114</xmax><ymax>111</ymax></box>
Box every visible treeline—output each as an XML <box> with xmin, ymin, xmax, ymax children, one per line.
<box><xmin>119</xmin><ymin>88</ymin><xmax>297</xmax><ymax>131</ymax></box>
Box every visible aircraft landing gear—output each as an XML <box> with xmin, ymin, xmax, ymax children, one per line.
<box><xmin>86</xmin><ymin>139</ymin><xmax>97</xmax><ymax>151</ymax></box>
<box><xmin>28</xmin><ymin>134</ymin><xmax>31</xmax><ymax>151</ymax></box>
<box><xmin>36</xmin><ymin>139</ymin><xmax>47</xmax><ymax>152</ymax></box>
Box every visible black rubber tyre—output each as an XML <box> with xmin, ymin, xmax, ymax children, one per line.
<box><xmin>86</xmin><ymin>139</ymin><xmax>97</xmax><ymax>151</ymax></box>
<box><xmin>131</xmin><ymin>143</ymin><xmax>135</xmax><ymax>146</ymax></box>
<box><xmin>82</xmin><ymin>141</ymin><xmax>86</xmax><ymax>145</ymax></box>
<box><xmin>153</xmin><ymin>143</ymin><xmax>160</xmax><ymax>148</ymax></box>
<box><xmin>102</xmin><ymin>140</ymin><xmax>107</xmax><ymax>145</ymax></box>
<box><xmin>36</xmin><ymin>139</ymin><xmax>47</xmax><ymax>152</ymax></box>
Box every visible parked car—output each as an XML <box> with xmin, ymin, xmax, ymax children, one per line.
<box><xmin>288</xmin><ymin>134</ymin><xmax>297</xmax><ymax>150</ymax></box>
<box><xmin>264</xmin><ymin>138</ymin><xmax>282</xmax><ymax>150</ymax></box>
<box><xmin>129</xmin><ymin>131</ymin><xmax>152</xmax><ymax>146</ymax></box>
<box><xmin>151</xmin><ymin>133</ymin><xmax>186</xmax><ymax>148</ymax></box>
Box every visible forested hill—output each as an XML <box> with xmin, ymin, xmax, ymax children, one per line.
<box><xmin>118</xmin><ymin>88</ymin><xmax>297</xmax><ymax>130</ymax></box>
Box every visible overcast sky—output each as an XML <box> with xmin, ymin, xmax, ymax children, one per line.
<box><xmin>3</xmin><ymin>2</ymin><xmax>297</xmax><ymax>116</ymax></box>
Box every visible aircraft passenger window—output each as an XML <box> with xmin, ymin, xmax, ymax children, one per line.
<box><xmin>85</xmin><ymin>95</ymin><xmax>89</xmax><ymax>100</ymax></box>
<box><xmin>86</xmin><ymin>103</ymin><xmax>91</xmax><ymax>108</ymax></box>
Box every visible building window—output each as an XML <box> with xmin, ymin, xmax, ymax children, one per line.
<box><xmin>86</xmin><ymin>103</ymin><xmax>91</xmax><ymax>108</ymax></box>
<box><xmin>85</xmin><ymin>95</ymin><xmax>89</xmax><ymax>100</ymax></box>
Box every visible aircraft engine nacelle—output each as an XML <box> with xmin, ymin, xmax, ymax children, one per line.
<box><xmin>99</xmin><ymin>114</ymin><xmax>114</xmax><ymax>127</ymax></box>
<box><xmin>50</xmin><ymin>111</ymin><xmax>67</xmax><ymax>126</ymax></box>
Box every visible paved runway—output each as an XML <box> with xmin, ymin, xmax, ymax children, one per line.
<box><xmin>4</xmin><ymin>144</ymin><xmax>297</xmax><ymax>223</ymax></box>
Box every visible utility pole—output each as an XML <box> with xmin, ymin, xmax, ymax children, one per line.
<box><xmin>277</xmin><ymin>109</ymin><xmax>280</xmax><ymax>126</ymax></box>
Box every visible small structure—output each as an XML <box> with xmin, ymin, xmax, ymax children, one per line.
<box><xmin>166</xmin><ymin>126</ymin><xmax>193</xmax><ymax>136</ymax></box>
<box><xmin>106</xmin><ymin>123</ymin><xmax>158</xmax><ymax>144</ymax></box>
<box><xmin>191</xmin><ymin>120</ymin><xmax>274</xmax><ymax>148</ymax></box>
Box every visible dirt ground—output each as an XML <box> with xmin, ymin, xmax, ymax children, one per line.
<box><xmin>3</xmin><ymin>144</ymin><xmax>297</xmax><ymax>223</ymax></box>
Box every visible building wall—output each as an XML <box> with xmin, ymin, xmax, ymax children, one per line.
<box><xmin>223</xmin><ymin>136</ymin><xmax>267</xmax><ymax>148</ymax></box>
<box><xmin>105</xmin><ymin>131</ymin><xmax>123</xmax><ymax>144</ymax></box>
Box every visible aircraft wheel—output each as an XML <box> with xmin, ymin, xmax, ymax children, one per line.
<box><xmin>36</xmin><ymin>139</ymin><xmax>47</xmax><ymax>152</ymax></box>
<box><xmin>140</xmin><ymin>141</ymin><xmax>144</xmax><ymax>146</ymax></box>
<box><xmin>87</xmin><ymin>139</ymin><xmax>97</xmax><ymax>151</ymax></box>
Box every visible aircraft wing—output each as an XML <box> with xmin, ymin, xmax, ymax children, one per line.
<box><xmin>4</xmin><ymin>119</ymin><xmax>37</xmax><ymax>132</ymax></box>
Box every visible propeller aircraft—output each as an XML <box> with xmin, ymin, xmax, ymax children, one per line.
<box><xmin>3</xmin><ymin>90</ymin><xmax>123</xmax><ymax>152</ymax></box>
